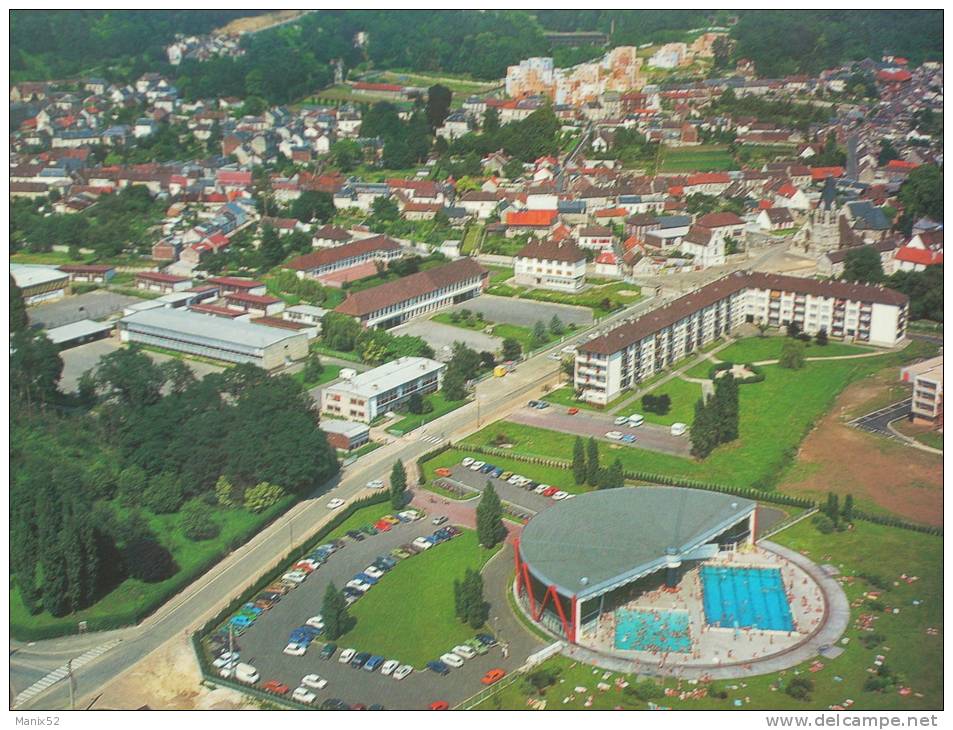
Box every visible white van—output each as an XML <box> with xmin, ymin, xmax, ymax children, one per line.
<box><xmin>670</xmin><ymin>422</ymin><xmax>688</xmax><ymax>437</ymax></box>
<box><xmin>234</xmin><ymin>662</ymin><xmax>260</xmax><ymax>685</ymax></box>
<box><xmin>627</xmin><ymin>414</ymin><xmax>644</xmax><ymax>427</ymax></box>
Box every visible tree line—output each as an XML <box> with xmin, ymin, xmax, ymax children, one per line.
<box><xmin>690</xmin><ymin>372</ymin><xmax>739</xmax><ymax>459</ymax></box>
<box><xmin>572</xmin><ymin>436</ymin><xmax>625</xmax><ymax>490</ymax></box>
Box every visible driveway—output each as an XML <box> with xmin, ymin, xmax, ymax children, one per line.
<box><xmin>230</xmin><ymin>513</ymin><xmax>531</xmax><ymax>710</ymax></box>
<box><xmin>447</xmin><ymin>294</ymin><xmax>593</xmax><ymax>328</ymax></box>
<box><xmin>509</xmin><ymin>405</ymin><xmax>692</xmax><ymax>457</ymax></box>
<box><xmin>391</xmin><ymin>320</ymin><xmax>502</xmax><ymax>358</ymax></box>
<box><xmin>848</xmin><ymin>398</ymin><xmax>912</xmax><ymax>439</ymax></box>
<box><xmin>439</xmin><ymin>464</ymin><xmax>560</xmax><ymax>515</ymax></box>
<box><xmin>29</xmin><ymin>291</ymin><xmax>142</xmax><ymax>329</ymax></box>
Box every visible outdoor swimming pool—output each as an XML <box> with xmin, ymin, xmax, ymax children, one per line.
<box><xmin>701</xmin><ymin>566</ymin><xmax>795</xmax><ymax>631</ymax></box>
<box><xmin>614</xmin><ymin>608</ymin><xmax>692</xmax><ymax>653</ymax></box>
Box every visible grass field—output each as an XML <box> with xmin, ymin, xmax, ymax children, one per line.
<box><xmin>463</xmin><ymin>346</ymin><xmax>931</xmax><ymax>489</ymax></box>
<box><xmin>482</xmin><ymin>518</ymin><xmax>941</xmax><ymax>710</ymax></box>
<box><xmin>461</xmin><ymin>224</ymin><xmax>484</xmax><ymax>255</ymax></box>
<box><xmin>292</xmin><ymin>364</ymin><xmax>342</xmax><ymax>390</ymax></box>
<box><xmin>659</xmin><ymin>145</ymin><xmax>735</xmax><ymax>173</ymax></box>
<box><xmin>389</xmin><ymin>392</ymin><xmax>468</xmax><ymax>434</ymax></box>
<box><xmin>338</xmin><ymin>530</ymin><xmax>499</xmax><ymax>667</ymax></box>
<box><xmin>716</xmin><ymin>336</ymin><xmax>874</xmax><ymax>363</ymax></box>
<box><xmin>309</xmin><ymin>342</ymin><xmax>363</xmax><ymax>364</ymax></box>
<box><xmin>368</xmin><ymin>70</ymin><xmax>499</xmax><ymax>96</ymax></box>
<box><xmin>637</xmin><ymin>377</ymin><xmax>702</xmax><ymax>427</ymax></box>
<box><xmin>11</xmin><ymin>495</ymin><xmax>297</xmax><ymax>639</ymax></box>
<box><xmin>487</xmin><ymin>280</ymin><xmax>641</xmax><ymax>314</ymax></box>
<box><xmin>12</xmin><ymin>251</ymin><xmax>95</xmax><ymax>265</ymax></box>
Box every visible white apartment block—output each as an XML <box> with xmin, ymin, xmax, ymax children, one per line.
<box><xmin>513</xmin><ymin>238</ymin><xmax>587</xmax><ymax>292</ymax></box>
<box><xmin>901</xmin><ymin>356</ymin><xmax>943</xmax><ymax>426</ymax></box>
<box><xmin>574</xmin><ymin>272</ymin><xmax>908</xmax><ymax>405</ymax></box>
<box><xmin>321</xmin><ymin>357</ymin><xmax>445</xmax><ymax>422</ymax></box>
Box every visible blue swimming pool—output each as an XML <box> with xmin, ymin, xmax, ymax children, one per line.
<box><xmin>614</xmin><ymin>609</ymin><xmax>692</xmax><ymax>653</ymax></box>
<box><xmin>700</xmin><ymin>566</ymin><xmax>794</xmax><ymax>631</ymax></box>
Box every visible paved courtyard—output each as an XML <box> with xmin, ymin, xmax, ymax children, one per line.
<box><xmin>29</xmin><ymin>291</ymin><xmax>142</xmax><ymax>328</ymax></box>
<box><xmin>446</xmin><ymin>294</ymin><xmax>593</xmax><ymax>328</ymax></box>
<box><xmin>392</xmin><ymin>319</ymin><xmax>502</xmax><ymax>358</ymax></box>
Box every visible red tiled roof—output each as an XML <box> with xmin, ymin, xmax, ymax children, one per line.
<box><xmin>777</xmin><ymin>183</ymin><xmax>799</xmax><ymax>198</ymax></box>
<box><xmin>285</xmin><ymin>235</ymin><xmax>401</xmax><ymax>272</ymax></box>
<box><xmin>877</xmin><ymin>69</ymin><xmax>912</xmax><ymax>83</ymax></box>
<box><xmin>811</xmin><ymin>166</ymin><xmax>845</xmax><ymax>181</ymax></box>
<box><xmin>595</xmin><ymin>251</ymin><xmax>618</xmax><ymax>264</ymax></box>
<box><xmin>250</xmin><ymin>316</ymin><xmax>309</xmax><ymax>331</ymax></box>
<box><xmin>225</xmin><ymin>291</ymin><xmax>282</xmax><ymax>306</ymax></box>
<box><xmin>137</xmin><ymin>271</ymin><xmax>189</xmax><ymax>284</ymax></box>
<box><xmin>695</xmin><ymin>212</ymin><xmax>744</xmax><ymax>228</ymax></box>
<box><xmin>189</xmin><ymin>303</ymin><xmax>245</xmax><ymax>318</ymax></box>
<box><xmin>58</xmin><ymin>264</ymin><xmax>114</xmax><ymax>274</ymax></box>
<box><xmin>895</xmin><ymin>246</ymin><xmax>943</xmax><ymax>266</ymax></box>
<box><xmin>216</xmin><ymin>170</ymin><xmax>252</xmax><ymax>185</ymax></box>
<box><xmin>505</xmin><ymin>210</ymin><xmax>558</xmax><ymax>227</ymax></box>
<box><xmin>686</xmin><ymin>173</ymin><xmax>730</xmax><ymax>185</ymax></box>
<box><xmin>515</xmin><ymin>238</ymin><xmax>586</xmax><ymax>263</ymax></box>
<box><xmin>886</xmin><ymin>159</ymin><xmax>919</xmax><ymax>170</ymax></box>
<box><xmin>593</xmin><ymin>207</ymin><xmax>628</xmax><ymax>218</ymax></box>
<box><xmin>335</xmin><ymin>258</ymin><xmax>487</xmax><ymax>318</ymax></box>
<box><xmin>313</xmin><ymin>224</ymin><xmax>352</xmax><ymax>241</ymax></box>
<box><xmin>207</xmin><ymin>276</ymin><xmax>264</xmax><ymax>290</ymax></box>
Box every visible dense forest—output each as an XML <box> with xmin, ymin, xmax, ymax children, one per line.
<box><xmin>12</xmin><ymin>10</ymin><xmax>943</xmax><ymax>101</ymax></box>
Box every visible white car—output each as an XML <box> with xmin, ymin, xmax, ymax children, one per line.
<box><xmin>338</xmin><ymin>648</ymin><xmax>356</xmax><ymax>664</ymax></box>
<box><xmin>605</xmin><ymin>431</ymin><xmax>624</xmax><ymax>441</ymax></box>
<box><xmin>346</xmin><ymin>579</ymin><xmax>372</xmax><ymax>593</ymax></box>
<box><xmin>283</xmin><ymin>642</ymin><xmax>307</xmax><ymax>657</ymax></box>
<box><xmin>380</xmin><ymin>660</ymin><xmax>400</xmax><ymax>676</ymax></box>
<box><xmin>440</xmin><ymin>652</ymin><xmax>465</xmax><ymax>668</ymax></box>
<box><xmin>305</xmin><ymin>615</ymin><xmax>325</xmax><ymax>630</ymax></box>
<box><xmin>393</xmin><ymin>664</ymin><xmax>414</xmax><ymax>680</ymax></box>
<box><xmin>282</xmin><ymin>571</ymin><xmax>308</xmax><ymax>584</ymax></box>
<box><xmin>534</xmin><ymin>484</ymin><xmax>548</xmax><ymax>494</ymax></box>
<box><xmin>627</xmin><ymin>414</ymin><xmax>645</xmax><ymax>427</ymax></box>
<box><xmin>552</xmin><ymin>491</ymin><xmax>569</xmax><ymax>500</ymax></box>
<box><xmin>292</xmin><ymin>686</ymin><xmax>317</xmax><ymax>704</ymax></box>
<box><xmin>212</xmin><ymin>651</ymin><xmax>239</xmax><ymax>668</ymax></box>
<box><xmin>326</xmin><ymin>498</ymin><xmax>346</xmax><ymax>510</ymax></box>
<box><xmin>469</xmin><ymin>460</ymin><xmax>486</xmax><ymax>471</ymax></box>
<box><xmin>670</xmin><ymin>422</ymin><xmax>688</xmax><ymax>437</ymax></box>
<box><xmin>301</xmin><ymin>674</ymin><xmax>328</xmax><ymax>690</ymax></box>
<box><xmin>614</xmin><ymin>416</ymin><xmax>630</xmax><ymax>426</ymax></box>
<box><xmin>452</xmin><ymin>644</ymin><xmax>476</xmax><ymax>660</ymax></box>
<box><xmin>461</xmin><ymin>457</ymin><xmax>474</xmax><ymax>467</ymax></box>
<box><xmin>218</xmin><ymin>661</ymin><xmax>238</xmax><ymax>679</ymax></box>
<box><xmin>507</xmin><ymin>474</ymin><xmax>522</xmax><ymax>484</ymax></box>
<box><xmin>516</xmin><ymin>477</ymin><xmax>531</xmax><ymax>486</ymax></box>
<box><xmin>412</xmin><ymin>536</ymin><xmax>433</xmax><ymax>550</ymax></box>
<box><xmin>366</xmin><ymin>479</ymin><xmax>385</xmax><ymax>490</ymax></box>
<box><xmin>398</xmin><ymin>509</ymin><xmax>421</xmax><ymax>521</ymax></box>
<box><xmin>364</xmin><ymin>565</ymin><xmax>384</xmax><ymax>579</ymax></box>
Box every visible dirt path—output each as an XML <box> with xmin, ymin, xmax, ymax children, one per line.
<box><xmin>215</xmin><ymin>10</ymin><xmax>309</xmax><ymax>36</ymax></box>
<box><xmin>778</xmin><ymin>373</ymin><xmax>943</xmax><ymax>526</ymax></box>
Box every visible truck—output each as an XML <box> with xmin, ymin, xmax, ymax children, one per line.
<box><xmin>234</xmin><ymin>662</ymin><xmax>260</xmax><ymax>685</ymax></box>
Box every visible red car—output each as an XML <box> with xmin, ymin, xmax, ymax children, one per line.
<box><xmin>429</xmin><ymin>701</ymin><xmax>450</xmax><ymax>711</ymax></box>
<box><xmin>481</xmin><ymin>669</ymin><xmax>506</xmax><ymax>685</ymax></box>
<box><xmin>262</xmin><ymin>680</ymin><xmax>290</xmax><ymax>695</ymax></box>
<box><xmin>567</xmin><ymin>407</ymin><xmax>579</xmax><ymax>415</ymax></box>
<box><xmin>374</xmin><ymin>519</ymin><xmax>393</xmax><ymax>532</ymax></box>
<box><xmin>542</xmin><ymin>487</ymin><xmax>558</xmax><ymax>498</ymax></box>
<box><xmin>435</xmin><ymin>467</ymin><xmax>452</xmax><ymax>477</ymax></box>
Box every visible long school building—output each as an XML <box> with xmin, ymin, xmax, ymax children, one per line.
<box><xmin>575</xmin><ymin>271</ymin><xmax>908</xmax><ymax>405</ymax></box>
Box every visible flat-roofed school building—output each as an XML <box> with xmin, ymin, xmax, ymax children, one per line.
<box><xmin>321</xmin><ymin>356</ymin><xmax>445</xmax><ymax>422</ymax></box>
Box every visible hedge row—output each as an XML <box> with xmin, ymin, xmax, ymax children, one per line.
<box><xmin>851</xmin><ymin>510</ymin><xmax>943</xmax><ymax>536</ymax></box>
<box><xmin>414</xmin><ymin>442</ymin><xmax>454</xmax><ymax>485</ymax></box>
<box><xmin>12</xmin><ymin>494</ymin><xmax>300</xmax><ymax>642</ymax></box>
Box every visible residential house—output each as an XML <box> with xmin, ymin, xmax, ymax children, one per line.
<box><xmin>576</xmin><ymin>225</ymin><xmax>615</xmax><ymax>250</ymax></box>
<box><xmin>514</xmin><ymin>238</ymin><xmax>587</xmax><ymax>292</ymax></box>
<box><xmin>756</xmin><ymin>207</ymin><xmax>796</xmax><ymax>232</ymax></box>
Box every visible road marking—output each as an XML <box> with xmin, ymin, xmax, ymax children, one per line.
<box><xmin>419</xmin><ymin>434</ymin><xmax>444</xmax><ymax>445</ymax></box>
<box><xmin>13</xmin><ymin>638</ymin><xmax>122</xmax><ymax>707</ymax></box>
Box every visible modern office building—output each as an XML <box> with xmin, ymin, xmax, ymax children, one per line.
<box><xmin>901</xmin><ymin>355</ymin><xmax>943</xmax><ymax>427</ymax></box>
<box><xmin>321</xmin><ymin>356</ymin><xmax>445</xmax><ymax>422</ymax></box>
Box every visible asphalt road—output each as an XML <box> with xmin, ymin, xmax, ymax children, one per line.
<box><xmin>509</xmin><ymin>406</ymin><xmax>692</xmax><ymax>457</ymax></box>
<box><xmin>849</xmin><ymin>398</ymin><xmax>913</xmax><ymax>438</ymax></box>
<box><xmin>12</xmin><ymin>287</ymin><xmax>668</xmax><ymax>710</ymax></box>
<box><xmin>230</xmin><ymin>517</ymin><xmax>531</xmax><ymax>710</ymax></box>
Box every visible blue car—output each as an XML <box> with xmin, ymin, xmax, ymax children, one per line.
<box><xmin>431</xmin><ymin>531</ymin><xmax>450</xmax><ymax>544</ymax></box>
<box><xmin>427</xmin><ymin>660</ymin><xmax>450</xmax><ymax>675</ymax></box>
<box><xmin>354</xmin><ymin>572</ymin><xmax>379</xmax><ymax>585</ymax></box>
<box><xmin>241</xmin><ymin>603</ymin><xmax>263</xmax><ymax>615</ymax></box>
<box><xmin>621</xmin><ymin>434</ymin><xmax>637</xmax><ymax>444</ymax></box>
<box><xmin>491</xmin><ymin>467</ymin><xmax>503</xmax><ymax>478</ymax></box>
<box><xmin>364</xmin><ymin>655</ymin><xmax>385</xmax><ymax>672</ymax></box>
<box><xmin>480</xmin><ymin>463</ymin><xmax>495</xmax><ymax>473</ymax></box>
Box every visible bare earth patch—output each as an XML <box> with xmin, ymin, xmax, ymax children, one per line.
<box><xmin>779</xmin><ymin>375</ymin><xmax>942</xmax><ymax>526</ymax></box>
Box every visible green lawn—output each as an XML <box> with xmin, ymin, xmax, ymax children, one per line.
<box><xmin>12</xmin><ymin>251</ymin><xmax>95</xmax><ymax>265</ymax></box>
<box><xmin>541</xmin><ymin>385</ymin><xmax>631</xmax><ymax>412</ymax></box>
<box><xmin>11</xmin><ymin>495</ymin><xmax>296</xmax><ymax>640</ymax></box>
<box><xmin>638</xmin><ymin>377</ymin><xmax>702</xmax><ymax>427</ymax></box>
<box><xmin>463</xmin><ymin>346</ymin><xmax>932</xmax><ymax>489</ymax></box>
<box><xmin>339</xmin><ymin>530</ymin><xmax>499</xmax><ymax>667</ymax></box>
<box><xmin>484</xmin><ymin>265</ymin><xmax>512</xmax><ymax>286</ymax></box>
<box><xmin>519</xmin><ymin>281</ymin><xmax>642</xmax><ymax>313</ymax></box>
<box><xmin>461</xmin><ymin>224</ymin><xmax>484</xmax><ymax>255</ymax></box>
<box><xmin>482</xmin><ymin>518</ymin><xmax>941</xmax><ymax>710</ymax></box>
<box><xmin>310</xmin><ymin>342</ymin><xmax>363</xmax><ymax>363</ymax></box>
<box><xmin>292</xmin><ymin>364</ymin><xmax>342</xmax><ymax>390</ymax></box>
<box><xmin>659</xmin><ymin>145</ymin><xmax>735</xmax><ymax>173</ymax></box>
<box><xmin>716</xmin><ymin>336</ymin><xmax>874</xmax><ymax>364</ymax></box>
<box><xmin>388</xmin><ymin>392</ymin><xmax>468</xmax><ymax>434</ymax></box>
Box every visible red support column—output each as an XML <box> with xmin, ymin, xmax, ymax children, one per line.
<box><xmin>550</xmin><ymin>587</ymin><xmax>574</xmax><ymax>642</ymax></box>
<box><xmin>533</xmin><ymin>584</ymin><xmax>554</xmax><ymax>621</ymax></box>
<box><xmin>513</xmin><ymin>537</ymin><xmax>523</xmax><ymax>595</ymax></box>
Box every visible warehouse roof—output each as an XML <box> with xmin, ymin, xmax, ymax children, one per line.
<box><xmin>519</xmin><ymin>487</ymin><xmax>755</xmax><ymax>599</ymax></box>
<box><xmin>121</xmin><ymin>307</ymin><xmax>303</xmax><ymax>349</ymax></box>
<box><xmin>10</xmin><ymin>264</ymin><xmax>69</xmax><ymax>289</ymax></box>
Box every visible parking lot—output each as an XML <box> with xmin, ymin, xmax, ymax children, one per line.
<box><xmin>438</xmin><ymin>464</ymin><xmax>561</xmax><ymax>515</ymax></box>
<box><xmin>391</xmin><ymin>319</ymin><xmax>502</xmax><ymax>359</ymax></box>
<box><xmin>219</xmin><ymin>512</ymin><xmax>528</xmax><ymax>710</ymax></box>
<box><xmin>446</xmin><ymin>294</ymin><xmax>593</xmax><ymax>328</ymax></box>
<box><xmin>509</xmin><ymin>405</ymin><xmax>692</xmax><ymax>457</ymax></box>
<box><xmin>29</xmin><ymin>291</ymin><xmax>141</xmax><ymax>329</ymax></box>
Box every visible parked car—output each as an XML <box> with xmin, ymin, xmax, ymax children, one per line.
<box><xmin>481</xmin><ymin>669</ymin><xmax>506</xmax><ymax>685</ymax></box>
<box><xmin>440</xmin><ymin>652</ymin><xmax>465</xmax><ymax>668</ymax></box>
<box><xmin>412</xmin><ymin>536</ymin><xmax>433</xmax><ymax>550</ymax></box>
<box><xmin>373</xmin><ymin>519</ymin><xmax>392</xmax><ymax>532</ymax></box>
<box><xmin>345</xmin><ymin>530</ymin><xmax>365</xmax><ymax>542</ymax></box>
<box><xmin>671</xmin><ymin>422</ymin><xmax>688</xmax><ymax>437</ymax></box>
<box><xmin>542</xmin><ymin>487</ymin><xmax>558</xmax><ymax>497</ymax></box>
<box><xmin>366</xmin><ymin>479</ymin><xmax>385</xmax><ymax>489</ymax></box>
<box><xmin>382</xmin><ymin>515</ymin><xmax>400</xmax><ymax>526</ymax></box>
<box><xmin>346</xmin><ymin>578</ymin><xmax>372</xmax><ymax>593</ymax></box>
<box><xmin>500</xmin><ymin>471</ymin><xmax>513</xmax><ymax>481</ymax></box>
<box><xmin>350</xmin><ymin>652</ymin><xmax>371</xmax><ymax>669</ymax></box>
<box><xmin>536</xmin><ymin>401</ymin><xmax>550</xmax><ymax>409</ymax></box>
<box><xmin>434</xmin><ymin>467</ymin><xmax>452</xmax><ymax>477</ymax></box>
<box><xmin>429</xmin><ymin>701</ymin><xmax>450</xmax><ymax>710</ymax></box>
<box><xmin>426</xmin><ymin>660</ymin><xmax>450</xmax><ymax>676</ymax></box>
<box><xmin>354</xmin><ymin>572</ymin><xmax>378</xmax><ymax>585</ymax></box>
<box><xmin>469</xmin><ymin>461</ymin><xmax>485</xmax><ymax>471</ymax></box>
<box><xmin>380</xmin><ymin>660</ymin><xmax>400</xmax><ymax>676</ymax></box>
<box><xmin>375</xmin><ymin>555</ymin><xmax>398</xmax><ymax>570</ymax></box>
<box><xmin>627</xmin><ymin>414</ymin><xmax>644</xmax><ymax>427</ymax></box>
<box><xmin>364</xmin><ymin>565</ymin><xmax>384</xmax><ymax>579</ymax></box>
<box><xmin>301</xmin><ymin>673</ymin><xmax>328</xmax><ymax>690</ymax></box>
<box><xmin>452</xmin><ymin>644</ymin><xmax>476</xmax><ymax>660</ymax></box>
<box><xmin>552</xmin><ymin>491</ymin><xmax>569</xmax><ymax>500</ymax></box>
<box><xmin>490</xmin><ymin>467</ymin><xmax>503</xmax><ymax>478</ymax></box>
<box><xmin>326</xmin><ymin>498</ymin><xmax>345</xmax><ymax>509</ymax></box>
<box><xmin>446</xmin><ymin>526</ymin><xmax>462</xmax><ymax>537</ymax></box>
<box><xmin>614</xmin><ymin>415</ymin><xmax>630</xmax><ymax>425</ymax></box>
<box><xmin>368</xmin><ymin>704</ymin><xmax>385</xmax><ymax>711</ymax></box>
<box><xmin>321</xmin><ymin>698</ymin><xmax>350</xmax><ymax>711</ymax></box>
<box><xmin>432</xmin><ymin>515</ymin><xmax>448</xmax><ymax>526</ymax></box>
<box><xmin>281</xmin><ymin>571</ymin><xmax>307</xmax><ymax>584</ymax></box>
<box><xmin>283</xmin><ymin>642</ymin><xmax>307</xmax><ymax>657</ymax></box>
<box><xmin>393</xmin><ymin>664</ymin><xmax>414</xmax><ymax>680</ymax></box>
<box><xmin>534</xmin><ymin>484</ymin><xmax>548</xmax><ymax>494</ymax></box>
<box><xmin>292</xmin><ymin>686</ymin><xmax>317</xmax><ymax>705</ymax></box>
<box><xmin>262</xmin><ymin>680</ymin><xmax>290</xmax><ymax>696</ymax></box>
<box><xmin>360</xmin><ymin>524</ymin><xmax>378</xmax><ymax>536</ymax></box>
<box><xmin>567</xmin><ymin>407</ymin><xmax>579</xmax><ymax>415</ymax></box>
<box><xmin>479</xmin><ymin>463</ymin><xmax>495</xmax><ymax>473</ymax></box>
<box><xmin>306</xmin><ymin>615</ymin><xmax>325</xmax><ymax>630</ymax></box>
<box><xmin>319</xmin><ymin>643</ymin><xmax>337</xmax><ymax>660</ymax></box>
<box><xmin>212</xmin><ymin>651</ymin><xmax>239</xmax><ymax>669</ymax></box>
<box><xmin>338</xmin><ymin>648</ymin><xmax>356</xmax><ymax>664</ymax></box>
<box><xmin>621</xmin><ymin>434</ymin><xmax>637</xmax><ymax>444</ymax></box>
<box><xmin>475</xmin><ymin>634</ymin><xmax>497</xmax><ymax>647</ymax></box>
<box><xmin>605</xmin><ymin>431</ymin><xmax>624</xmax><ymax>441</ymax></box>
<box><xmin>364</xmin><ymin>655</ymin><xmax>385</xmax><ymax>672</ymax></box>
<box><xmin>390</xmin><ymin>547</ymin><xmax>411</xmax><ymax>559</ymax></box>
<box><xmin>464</xmin><ymin>638</ymin><xmax>488</xmax><ymax>656</ymax></box>
<box><xmin>342</xmin><ymin>586</ymin><xmax>363</xmax><ymax>600</ymax></box>
<box><xmin>461</xmin><ymin>457</ymin><xmax>475</xmax><ymax>467</ymax></box>
<box><xmin>402</xmin><ymin>542</ymin><xmax>423</xmax><ymax>555</ymax></box>
<box><xmin>234</xmin><ymin>663</ymin><xmax>259</xmax><ymax>685</ymax></box>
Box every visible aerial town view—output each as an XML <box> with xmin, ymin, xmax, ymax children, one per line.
<box><xmin>8</xmin><ymin>8</ymin><xmax>944</xmax><ymax>720</ymax></box>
